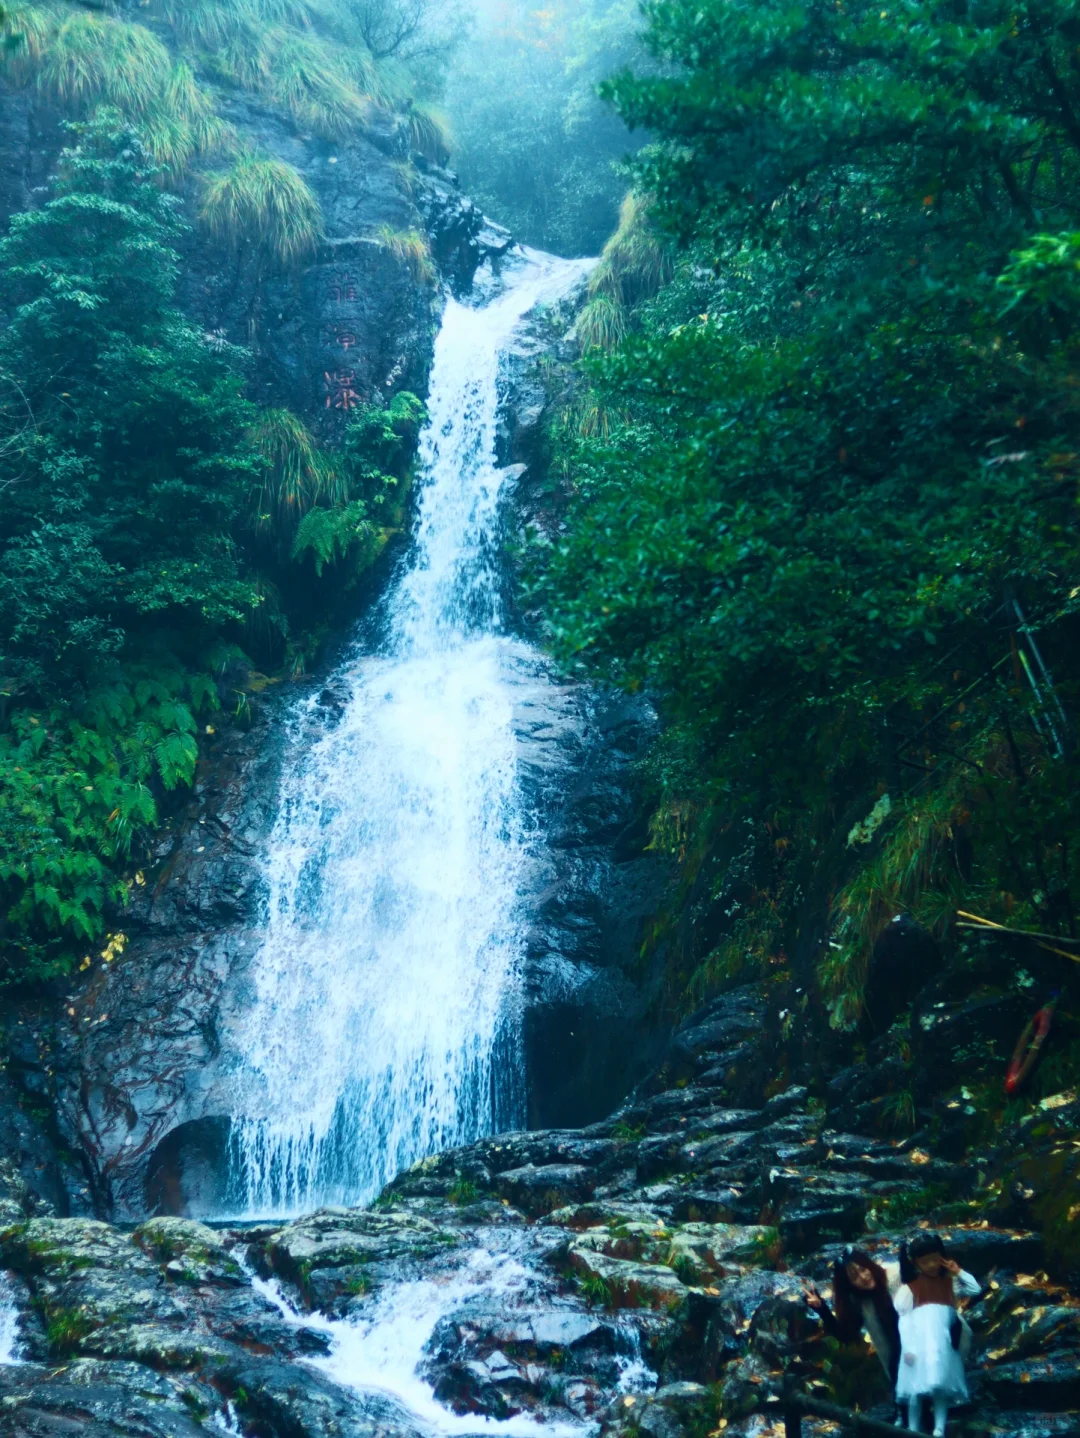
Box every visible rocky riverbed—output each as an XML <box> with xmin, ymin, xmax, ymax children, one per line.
<box><xmin>2</xmin><ymin>986</ymin><xmax>1077</xmax><ymax>1438</ymax></box>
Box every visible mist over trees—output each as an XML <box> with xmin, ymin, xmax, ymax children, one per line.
<box><xmin>442</xmin><ymin>0</ymin><xmax>643</xmax><ymax>256</ymax></box>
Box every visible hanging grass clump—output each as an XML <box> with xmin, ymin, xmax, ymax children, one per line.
<box><xmin>257</xmin><ymin>27</ymin><xmax>371</xmax><ymax>139</ymax></box>
<box><xmin>200</xmin><ymin>151</ymin><xmax>324</xmax><ymax>265</ymax></box>
<box><xmin>374</xmin><ymin>224</ymin><xmax>435</xmax><ymax>284</ymax></box>
<box><xmin>248</xmin><ymin>408</ymin><xmax>346</xmax><ymax>532</ymax></box>
<box><xmin>576</xmin><ymin>293</ymin><xmax>629</xmax><ymax>353</ymax></box>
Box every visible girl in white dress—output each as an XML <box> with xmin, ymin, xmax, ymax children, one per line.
<box><xmin>895</xmin><ymin>1233</ymin><xmax>982</xmax><ymax>1435</ymax></box>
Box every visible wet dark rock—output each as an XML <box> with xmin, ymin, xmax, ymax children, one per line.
<box><xmin>0</xmin><ymin>1030</ymin><xmax>1078</xmax><ymax>1438</ymax></box>
<box><xmin>670</xmin><ymin>1187</ymin><xmax>754</xmax><ymax>1225</ymax></box>
<box><xmin>979</xmin><ymin>1351</ymin><xmax>1080</xmax><ymax>1409</ymax></box>
<box><xmin>414</xmin><ymin>163</ymin><xmax>512</xmax><ymax>292</ymax></box>
<box><xmin>220</xmin><ymin>1354</ymin><xmax>427</xmax><ymax>1438</ymax></box>
<box><xmin>513</xmin><ymin>675</ymin><xmax>673</xmax><ymax>1130</ymax></box>
<box><xmin>912</xmin><ymin>991</ymin><xmax>1028</xmax><ymax>1095</ymax></box>
<box><xmin>763</xmin><ymin>1085</ymin><xmax>810</xmax><ymax>1118</ymax></box>
<box><xmin>262</xmin><ymin>1207</ymin><xmax>462</xmax><ymax>1288</ymax></box>
<box><xmin>603</xmin><ymin>1381</ymin><xmax>716</xmax><ymax>1438</ymax></box>
<box><xmin>985</xmin><ymin>1089</ymin><xmax>1080</xmax><ymax>1283</ymax></box>
<box><xmin>496</xmin><ymin>1163</ymin><xmax>596</xmax><ymax>1217</ymax></box>
<box><xmin>0</xmin><ymin>1360</ymin><xmax>219</xmax><ymax>1438</ymax></box>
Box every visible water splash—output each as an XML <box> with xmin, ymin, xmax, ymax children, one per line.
<box><xmin>225</xmin><ymin>250</ymin><xmax>590</xmax><ymax>1216</ymax></box>
<box><xmin>242</xmin><ymin>1232</ymin><xmax>651</xmax><ymax>1437</ymax></box>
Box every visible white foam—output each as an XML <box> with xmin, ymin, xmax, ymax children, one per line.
<box><xmin>243</xmin><ymin>1231</ymin><xmax>647</xmax><ymax>1438</ymax></box>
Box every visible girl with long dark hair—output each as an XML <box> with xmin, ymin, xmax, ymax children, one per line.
<box><xmin>805</xmin><ymin>1245</ymin><xmax>902</xmax><ymax>1386</ymax></box>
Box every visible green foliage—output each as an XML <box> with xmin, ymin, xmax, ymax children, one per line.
<box><xmin>866</xmin><ymin>1183</ymin><xmax>954</xmax><ymax>1232</ymax></box>
<box><xmin>879</xmin><ymin>1088</ymin><xmax>917</xmax><ymax>1136</ymax></box>
<box><xmin>0</xmin><ymin>115</ymin><xmax>422</xmax><ymax>981</ymax></box>
<box><xmin>291</xmin><ymin>500</ymin><xmax>383</xmax><ymax>577</ymax></box>
<box><xmin>611</xmin><ymin>1120</ymin><xmax>645</xmax><ymax>1142</ymax></box>
<box><xmin>30</xmin><ymin>9</ymin><xmax>173</xmax><ymax>116</ymax></box>
<box><xmin>249</xmin><ymin>409</ymin><xmax>346</xmax><ymax>530</ymax></box>
<box><xmin>447</xmin><ymin>1176</ymin><xmax>478</xmax><ymax>1204</ymax></box>
<box><xmin>0</xmin><ymin>669</ymin><xmax>212</xmax><ymax>975</ymax></box>
<box><xmin>199</xmin><ymin>152</ymin><xmax>324</xmax><ymax>266</ymax></box>
<box><xmin>397</xmin><ymin>100</ymin><xmax>451</xmax><ymax>164</ymax></box>
<box><xmin>6</xmin><ymin>5</ymin><xmax>228</xmax><ymax>177</ymax></box>
<box><xmin>43</xmin><ymin>1304</ymin><xmax>98</xmax><ymax>1357</ymax></box>
<box><xmin>253</xmin><ymin>26</ymin><xmax>372</xmax><ymax>138</ymax></box>
<box><xmin>534</xmin><ymin>0</ymin><xmax>1080</xmax><ymax>1021</ymax></box>
<box><xmin>344</xmin><ymin>390</ymin><xmax>426</xmax><ymax>506</ymax></box>
<box><xmin>576</xmin><ymin>294</ymin><xmax>628</xmax><ymax>354</ymax></box>
<box><xmin>374</xmin><ymin>224</ymin><xmax>435</xmax><ymax>284</ymax></box>
<box><xmin>577</xmin><ymin>1271</ymin><xmax>613</xmax><ymax>1308</ymax></box>
<box><xmin>665</xmin><ymin>1249</ymin><xmax>700</xmax><ymax>1285</ymax></box>
<box><xmin>6</xmin><ymin>0</ymin><xmax>460</xmax><ymax>193</ymax></box>
<box><xmin>588</xmin><ymin>193</ymin><xmax>673</xmax><ymax>310</ymax></box>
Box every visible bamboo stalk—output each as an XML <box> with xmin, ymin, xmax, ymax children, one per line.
<box><xmin>956</xmin><ymin>910</ymin><xmax>1080</xmax><ymax>962</ymax></box>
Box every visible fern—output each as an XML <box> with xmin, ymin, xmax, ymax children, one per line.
<box><xmin>0</xmin><ymin>666</ymin><xmax>222</xmax><ymax>980</ymax></box>
<box><xmin>291</xmin><ymin>500</ymin><xmax>381</xmax><ymax>576</ymax></box>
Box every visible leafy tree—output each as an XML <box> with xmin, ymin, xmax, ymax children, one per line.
<box><xmin>0</xmin><ymin>110</ymin><xmax>258</xmax><ymax>694</ymax></box>
<box><xmin>534</xmin><ymin>0</ymin><xmax>1080</xmax><ymax>1022</ymax></box>
<box><xmin>0</xmin><ymin>113</ymin><xmax>263</xmax><ymax>980</ymax></box>
<box><xmin>0</xmin><ymin>112</ymin><xmax>429</xmax><ymax>983</ymax></box>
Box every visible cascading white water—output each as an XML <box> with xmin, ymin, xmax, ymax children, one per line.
<box><xmin>242</xmin><ymin>1231</ymin><xmax>653</xmax><ymax>1436</ymax></box>
<box><xmin>0</xmin><ymin>1272</ymin><xmax>20</xmax><ymax>1364</ymax></box>
<box><xmin>225</xmin><ymin>249</ymin><xmax>590</xmax><ymax>1216</ymax></box>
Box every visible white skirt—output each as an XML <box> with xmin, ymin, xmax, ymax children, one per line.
<box><xmin>895</xmin><ymin>1303</ymin><xmax>969</xmax><ymax>1402</ymax></box>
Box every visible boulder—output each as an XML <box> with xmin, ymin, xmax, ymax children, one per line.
<box><xmin>264</xmin><ymin>1206</ymin><xmax>462</xmax><ymax>1285</ymax></box>
<box><xmin>496</xmin><ymin>1164</ymin><xmax>596</xmax><ymax>1217</ymax></box>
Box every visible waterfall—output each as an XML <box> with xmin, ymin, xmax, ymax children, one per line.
<box><xmin>0</xmin><ymin>1272</ymin><xmax>19</xmax><ymax>1364</ymax></box>
<box><xmin>224</xmin><ymin>249</ymin><xmax>590</xmax><ymax>1217</ymax></box>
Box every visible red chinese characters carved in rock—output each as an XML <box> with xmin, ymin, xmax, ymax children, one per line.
<box><xmin>324</xmin><ymin>369</ymin><xmax>362</xmax><ymax>410</ymax></box>
<box><xmin>328</xmin><ymin>272</ymin><xmax>358</xmax><ymax>305</ymax></box>
<box><xmin>325</xmin><ymin>324</ymin><xmax>359</xmax><ymax>351</ymax></box>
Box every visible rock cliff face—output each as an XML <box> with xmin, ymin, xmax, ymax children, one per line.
<box><xmin>0</xmin><ymin>88</ymin><xmax>512</xmax><ymax>434</ymax></box>
<box><xmin>492</xmin><ymin>294</ymin><xmax>674</xmax><ymax>1130</ymax></box>
<box><xmin>14</xmin><ymin>650</ymin><xmax>672</xmax><ymax>1222</ymax></box>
